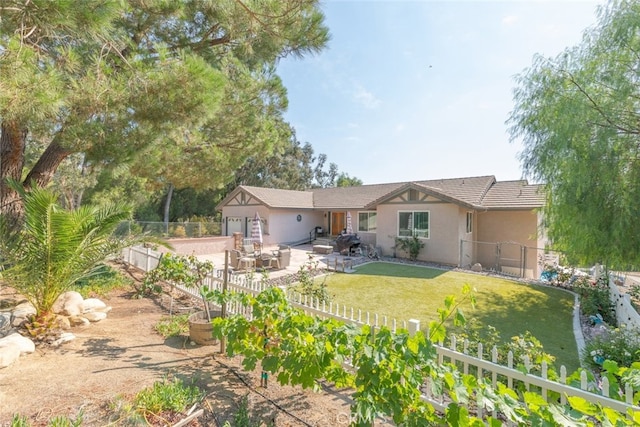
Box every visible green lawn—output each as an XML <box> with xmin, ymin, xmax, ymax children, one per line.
<box><xmin>321</xmin><ymin>262</ymin><xmax>579</xmax><ymax>371</ymax></box>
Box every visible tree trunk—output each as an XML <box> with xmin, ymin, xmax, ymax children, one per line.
<box><xmin>163</xmin><ymin>183</ymin><xmax>174</xmax><ymax>229</ymax></box>
<box><xmin>0</xmin><ymin>121</ymin><xmax>27</xmax><ymax>221</ymax></box>
<box><xmin>23</xmin><ymin>138</ymin><xmax>72</xmax><ymax>190</ymax></box>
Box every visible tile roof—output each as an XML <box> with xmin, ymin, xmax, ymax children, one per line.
<box><xmin>217</xmin><ymin>175</ymin><xmax>545</xmax><ymax>211</ymax></box>
<box><xmin>312</xmin><ymin>182</ymin><xmax>405</xmax><ymax>209</ymax></box>
<box><xmin>217</xmin><ymin>186</ymin><xmax>314</xmax><ymax>209</ymax></box>
<box><xmin>480</xmin><ymin>180</ymin><xmax>545</xmax><ymax>209</ymax></box>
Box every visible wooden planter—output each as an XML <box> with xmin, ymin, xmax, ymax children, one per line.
<box><xmin>188</xmin><ymin>310</ymin><xmax>221</xmax><ymax>346</ymax></box>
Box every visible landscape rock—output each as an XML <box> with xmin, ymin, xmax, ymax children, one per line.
<box><xmin>97</xmin><ymin>305</ymin><xmax>112</xmax><ymax>314</ymax></box>
<box><xmin>83</xmin><ymin>312</ymin><xmax>107</xmax><ymax>322</ymax></box>
<box><xmin>0</xmin><ymin>342</ymin><xmax>20</xmax><ymax>369</ymax></box>
<box><xmin>53</xmin><ymin>291</ymin><xmax>85</xmax><ymax>316</ymax></box>
<box><xmin>471</xmin><ymin>263</ymin><xmax>483</xmax><ymax>272</ymax></box>
<box><xmin>11</xmin><ymin>302</ymin><xmax>36</xmax><ymax>327</ymax></box>
<box><xmin>0</xmin><ymin>333</ymin><xmax>35</xmax><ymax>354</ymax></box>
<box><xmin>11</xmin><ymin>301</ymin><xmax>36</xmax><ymax>319</ymax></box>
<box><xmin>0</xmin><ymin>312</ymin><xmax>10</xmax><ymax>336</ymax></box>
<box><xmin>51</xmin><ymin>332</ymin><xmax>76</xmax><ymax>347</ymax></box>
<box><xmin>69</xmin><ymin>316</ymin><xmax>90</xmax><ymax>327</ymax></box>
<box><xmin>56</xmin><ymin>315</ymin><xmax>71</xmax><ymax>330</ymax></box>
<box><xmin>82</xmin><ymin>298</ymin><xmax>107</xmax><ymax>313</ymax></box>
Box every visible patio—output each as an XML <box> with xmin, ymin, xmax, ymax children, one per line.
<box><xmin>195</xmin><ymin>244</ymin><xmax>362</xmax><ymax>279</ymax></box>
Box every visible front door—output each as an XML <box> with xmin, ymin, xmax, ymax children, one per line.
<box><xmin>330</xmin><ymin>212</ymin><xmax>345</xmax><ymax>235</ymax></box>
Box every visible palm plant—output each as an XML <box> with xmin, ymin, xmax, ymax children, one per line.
<box><xmin>0</xmin><ymin>183</ymin><xmax>154</xmax><ymax>318</ymax></box>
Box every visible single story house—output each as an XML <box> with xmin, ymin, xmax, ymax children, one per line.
<box><xmin>216</xmin><ymin>175</ymin><xmax>547</xmax><ymax>278</ymax></box>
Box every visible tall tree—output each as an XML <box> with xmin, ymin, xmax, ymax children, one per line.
<box><xmin>0</xmin><ymin>0</ymin><xmax>329</xmax><ymax>221</ymax></box>
<box><xmin>508</xmin><ymin>0</ymin><xmax>640</xmax><ymax>268</ymax></box>
<box><xmin>336</xmin><ymin>172</ymin><xmax>363</xmax><ymax>187</ymax></box>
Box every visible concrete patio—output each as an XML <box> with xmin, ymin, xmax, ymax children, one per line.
<box><xmin>195</xmin><ymin>244</ymin><xmax>361</xmax><ymax>279</ymax></box>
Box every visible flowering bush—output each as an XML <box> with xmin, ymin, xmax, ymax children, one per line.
<box><xmin>582</xmin><ymin>325</ymin><xmax>640</xmax><ymax>370</ymax></box>
<box><xmin>573</xmin><ymin>275</ymin><xmax>616</xmax><ymax>326</ymax></box>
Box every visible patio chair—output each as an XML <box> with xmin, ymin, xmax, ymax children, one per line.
<box><xmin>231</xmin><ymin>249</ymin><xmax>256</xmax><ymax>272</ymax></box>
<box><xmin>243</xmin><ymin>243</ymin><xmax>258</xmax><ymax>257</ymax></box>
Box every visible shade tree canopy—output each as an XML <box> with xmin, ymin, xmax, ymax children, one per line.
<box><xmin>509</xmin><ymin>0</ymin><xmax>640</xmax><ymax>268</ymax></box>
<box><xmin>0</xmin><ymin>0</ymin><xmax>329</xmax><ymax>221</ymax></box>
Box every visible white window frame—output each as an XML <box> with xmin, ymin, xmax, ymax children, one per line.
<box><xmin>397</xmin><ymin>210</ymin><xmax>430</xmax><ymax>238</ymax></box>
<box><xmin>466</xmin><ymin>211</ymin><xmax>473</xmax><ymax>234</ymax></box>
<box><xmin>358</xmin><ymin>211</ymin><xmax>377</xmax><ymax>232</ymax></box>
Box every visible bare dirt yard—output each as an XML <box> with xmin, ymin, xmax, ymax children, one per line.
<box><xmin>0</xmin><ymin>273</ymin><xmax>373</xmax><ymax>426</ymax></box>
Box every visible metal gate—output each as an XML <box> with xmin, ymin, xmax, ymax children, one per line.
<box><xmin>459</xmin><ymin>240</ymin><xmax>532</xmax><ymax>278</ymax></box>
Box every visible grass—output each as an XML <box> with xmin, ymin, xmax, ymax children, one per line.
<box><xmin>155</xmin><ymin>314</ymin><xmax>190</xmax><ymax>338</ymax></box>
<box><xmin>322</xmin><ymin>262</ymin><xmax>579</xmax><ymax>371</ymax></box>
<box><xmin>72</xmin><ymin>263</ymin><xmax>133</xmax><ymax>298</ymax></box>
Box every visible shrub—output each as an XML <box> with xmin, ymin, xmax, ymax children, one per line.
<box><xmin>582</xmin><ymin>325</ymin><xmax>640</xmax><ymax>370</ymax></box>
<box><xmin>155</xmin><ymin>314</ymin><xmax>190</xmax><ymax>338</ymax></box>
<box><xmin>455</xmin><ymin>319</ymin><xmax>556</xmax><ymax>376</ymax></box>
<box><xmin>290</xmin><ymin>255</ymin><xmax>331</xmax><ymax>304</ymax></box>
<box><xmin>133</xmin><ymin>377</ymin><xmax>203</xmax><ymax>415</ymax></box>
<box><xmin>573</xmin><ymin>275</ymin><xmax>616</xmax><ymax>326</ymax></box>
<box><xmin>0</xmin><ymin>184</ymin><xmax>140</xmax><ymax>321</ymax></box>
<box><xmin>394</xmin><ymin>235</ymin><xmax>424</xmax><ymax>261</ymax></box>
<box><xmin>72</xmin><ymin>263</ymin><xmax>132</xmax><ymax>298</ymax></box>
<box><xmin>170</xmin><ymin>225</ymin><xmax>187</xmax><ymax>238</ymax></box>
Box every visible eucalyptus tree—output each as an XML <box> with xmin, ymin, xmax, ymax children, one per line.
<box><xmin>230</xmin><ymin>135</ymin><xmax>355</xmax><ymax>191</ymax></box>
<box><xmin>0</xmin><ymin>0</ymin><xmax>329</xmax><ymax>222</ymax></box>
<box><xmin>508</xmin><ymin>0</ymin><xmax>640</xmax><ymax>268</ymax></box>
<box><xmin>336</xmin><ymin>173</ymin><xmax>363</xmax><ymax>187</ymax></box>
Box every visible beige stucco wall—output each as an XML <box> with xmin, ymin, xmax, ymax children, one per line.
<box><xmin>476</xmin><ymin>210</ymin><xmax>541</xmax><ymax>278</ymax></box>
<box><xmin>375</xmin><ymin>201</ymin><xmax>463</xmax><ymax>265</ymax></box>
<box><xmin>268</xmin><ymin>209</ymin><xmax>324</xmax><ymax>244</ymax></box>
<box><xmin>221</xmin><ymin>205</ymin><xmax>323</xmax><ymax>245</ymax></box>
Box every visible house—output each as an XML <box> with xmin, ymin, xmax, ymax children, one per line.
<box><xmin>215</xmin><ymin>175</ymin><xmax>546</xmax><ymax>278</ymax></box>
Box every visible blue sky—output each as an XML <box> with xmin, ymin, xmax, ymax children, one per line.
<box><xmin>277</xmin><ymin>0</ymin><xmax>604</xmax><ymax>185</ymax></box>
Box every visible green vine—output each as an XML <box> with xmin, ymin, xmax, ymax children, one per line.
<box><xmin>210</xmin><ymin>286</ymin><xmax>640</xmax><ymax>425</ymax></box>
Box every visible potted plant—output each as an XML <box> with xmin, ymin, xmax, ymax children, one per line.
<box><xmin>143</xmin><ymin>253</ymin><xmax>220</xmax><ymax>345</ymax></box>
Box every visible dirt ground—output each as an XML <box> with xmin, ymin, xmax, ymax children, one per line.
<box><xmin>0</xmin><ymin>280</ymin><xmax>372</xmax><ymax>426</ymax></box>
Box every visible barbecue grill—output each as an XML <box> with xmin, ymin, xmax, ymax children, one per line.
<box><xmin>335</xmin><ymin>233</ymin><xmax>361</xmax><ymax>255</ymax></box>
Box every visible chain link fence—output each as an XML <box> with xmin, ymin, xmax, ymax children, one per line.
<box><xmin>460</xmin><ymin>239</ymin><xmax>562</xmax><ymax>279</ymax></box>
<box><xmin>116</xmin><ymin>221</ymin><xmax>222</xmax><ymax>238</ymax></box>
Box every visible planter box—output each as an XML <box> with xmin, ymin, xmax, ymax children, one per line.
<box><xmin>188</xmin><ymin>310</ymin><xmax>220</xmax><ymax>346</ymax></box>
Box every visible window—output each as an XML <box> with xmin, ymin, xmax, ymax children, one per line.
<box><xmin>358</xmin><ymin>211</ymin><xmax>377</xmax><ymax>232</ymax></box>
<box><xmin>466</xmin><ymin>212</ymin><xmax>473</xmax><ymax>234</ymax></box>
<box><xmin>398</xmin><ymin>211</ymin><xmax>429</xmax><ymax>238</ymax></box>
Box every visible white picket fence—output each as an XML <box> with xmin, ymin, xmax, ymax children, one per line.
<box><xmin>611</xmin><ymin>275</ymin><xmax>640</xmax><ymax>329</ymax></box>
<box><xmin>121</xmin><ymin>246</ymin><xmax>639</xmax><ymax>420</ymax></box>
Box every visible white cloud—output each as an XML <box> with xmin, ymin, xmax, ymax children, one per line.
<box><xmin>502</xmin><ymin>15</ymin><xmax>519</xmax><ymax>27</ymax></box>
<box><xmin>353</xmin><ymin>84</ymin><xmax>382</xmax><ymax>109</ymax></box>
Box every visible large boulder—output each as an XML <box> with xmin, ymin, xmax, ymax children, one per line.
<box><xmin>0</xmin><ymin>342</ymin><xmax>20</xmax><ymax>369</ymax></box>
<box><xmin>0</xmin><ymin>333</ymin><xmax>35</xmax><ymax>354</ymax></box>
<box><xmin>83</xmin><ymin>312</ymin><xmax>107</xmax><ymax>322</ymax></box>
<box><xmin>53</xmin><ymin>291</ymin><xmax>84</xmax><ymax>316</ymax></box>
<box><xmin>11</xmin><ymin>302</ymin><xmax>36</xmax><ymax>327</ymax></box>
<box><xmin>81</xmin><ymin>298</ymin><xmax>107</xmax><ymax>313</ymax></box>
